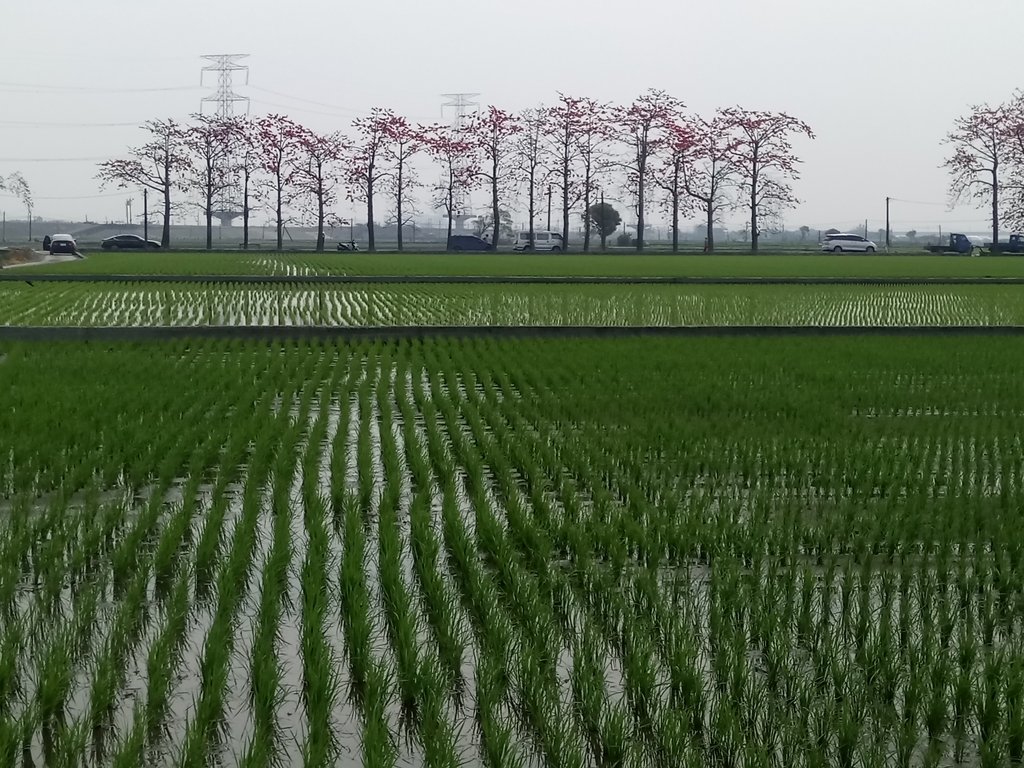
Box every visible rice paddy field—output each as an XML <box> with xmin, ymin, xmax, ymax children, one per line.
<box><xmin>3</xmin><ymin>252</ymin><xmax>1024</xmax><ymax>767</ymax></box>
<box><xmin>9</xmin><ymin>250</ymin><xmax>1024</xmax><ymax>278</ymax></box>
<box><xmin>3</xmin><ymin>282</ymin><xmax>1024</xmax><ymax>328</ymax></box>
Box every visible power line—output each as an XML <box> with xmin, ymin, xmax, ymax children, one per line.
<box><xmin>0</xmin><ymin>191</ymin><xmax>124</xmax><ymax>200</ymax></box>
<box><xmin>0</xmin><ymin>119</ymin><xmax>142</xmax><ymax>127</ymax></box>
<box><xmin>0</xmin><ymin>156</ymin><xmax>107</xmax><ymax>162</ymax></box>
<box><xmin>889</xmin><ymin>197</ymin><xmax>950</xmax><ymax>207</ymax></box>
<box><xmin>248</xmin><ymin>86</ymin><xmax>367</xmax><ymax>115</ymax></box>
<box><xmin>0</xmin><ymin>81</ymin><xmax>201</xmax><ymax>94</ymax></box>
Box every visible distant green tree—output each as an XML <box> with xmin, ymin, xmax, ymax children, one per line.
<box><xmin>586</xmin><ymin>202</ymin><xmax>621</xmax><ymax>250</ymax></box>
<box><xmin>799</xmin><ymin>225</ymin><xmax>810</xmax><ymax>240</ymax></box>
<box><xmin>473</xmin><ymin>208</ymin><xmax>514</xmax><ymax>243</ymax></box>
<box><xmin>906</xmin><ymin>230</ymin><xmax>917</xmax><ymax>240</ymax></box>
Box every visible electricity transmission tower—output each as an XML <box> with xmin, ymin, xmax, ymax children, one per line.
<box><xmin>441</xmin><ymin>92</ymin><xmax>479</xmax><ymax>231</ymax></box>
<box><xmin>201</xmin><ymin>54</ymin><xmax>250</xmax><ymax>117</ymax></box>
<box><xmin>201</xmin><ymin>54</ymin><xmax>250</xmax><ymax>225</ymax></box>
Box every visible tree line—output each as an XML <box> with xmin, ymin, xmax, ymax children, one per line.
<box><xmin>97</xmin><ymin>89</ymin><xmax>814</xmax><ymax>252</ymax></box>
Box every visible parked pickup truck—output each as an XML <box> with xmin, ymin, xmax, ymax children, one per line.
<box><xmin>985</xmin><ymin>233</ymin><xmax>1024</xmax><ymax>254</ymax></box>
<box><xmin>924</xmin><ymin>233</ymin><xmax>986</xmax><ymax>255</ymax></box>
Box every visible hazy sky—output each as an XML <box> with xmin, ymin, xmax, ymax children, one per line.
<box><xmin>2</xmin><ymin>0</ymin><xmax>1023</xmax><ymax>235</ymax></box>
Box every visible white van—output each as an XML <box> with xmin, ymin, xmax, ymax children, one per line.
<box><xmin>513</xmin><ymin>230</ymin><xmax>564</xmax><ymax>252</ymax></box>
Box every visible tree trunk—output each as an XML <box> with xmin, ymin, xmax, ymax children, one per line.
<box><xmin>636</xmin><ymin>185</ymin><xmax>645</xmax><ymax>252</ymax></box>
<box><xmin>706</xmin><ymin>205</ymin><xmax>715</xmax><ymax>254</ymax></box>
<box><xmin>527</xmin><ymin>171</ymin><xmax>535</xmax><ymax>251</ymax></box>
<box><xmin>445</xmin><ymin>176</ymin><xmax>454</xmax><ymax>249</ymax></box>
<box><xmin>276</xmin><ymin>176</ymin><xmax>283</xmax><ymax>251</ymax></box>
<box><xmin>582</xmin><ymin>173</ymin><xmax>592</xmax><ymax>253</ymax></box>
<box><xmin>367</xmin><ymin>175</ymin><xmax>376</xmax><ymax>252</ymax></box>
<box><xmin>561</xmin><ymin>155</ymin><xmax>571</xmax><ymax>250</ymax></box>
<box><xmin>242</xmin><ymin>172</ymin><xmax>250</xmax><ymax>250</ymax></box>
<box><xmin>636</xmin><ymin>150</ymin><xmax>645</xmax><ymax>252</ymax></box>
<box><xmin>205</xmin><ymin>201</ymin><xmax>212</xmax><ymax>250</ymax></box>
<box><xmin>205</xmin><ymin>165</ymin><xmax>214</xmax><ymax>250</ymax></box>
<box><xmin>750</xmin><ymin>156</ymin><xmax>759</xmax><ymax>254</ymax></box>
<box><xmin>316</xmin><ymin>184</ymin><xmax>325</xmax><ymax>252</ymax></box>
<box><xmin>671</xmin><ymin>192</ymin><xmax>679</xmax><ymax>253</ymax></box>
<box><xmin>162</xmin><ymin>181</ymin><xmax>171</xmax><ymax>249</ymax></box>
<box><xmin>491</xmin><ymin>156</ymin><xmax>500</xmax><ymax>247</ymax></box>
<box><xmin>396</xmin><ymin>161</ymin><xmax>404</xmax><ymax>252</ymax></box>
<box><xmin>992</xmin><ymin>162</ymin><xmax>1000</xmax><ymax>246</ymax></box>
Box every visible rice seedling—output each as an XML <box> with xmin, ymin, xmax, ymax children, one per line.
<box><xmin>2</xmin><ymin>332</ymin><xmax>1024</xmax><ymax>764</ymax></box>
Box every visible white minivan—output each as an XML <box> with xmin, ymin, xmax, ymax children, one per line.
<box><xmin>513</xmin><ymin>230</ymin><xmax>564</xmax><ymax>252</ymax></box>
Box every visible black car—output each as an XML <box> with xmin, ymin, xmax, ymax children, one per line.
<box><xmin>101</xmin><ymin>234</ymin><xmax>161</xmax><ymax>250</ymax></box>
<box><xmin>49</xmin><ymin>234</ymin><xmax>78</xmax><ymax>254</ymax></box>
<box><xmin>447</xmin><ymin>235</ymin><xmax>494</xmax><ymax>252</ymax></box>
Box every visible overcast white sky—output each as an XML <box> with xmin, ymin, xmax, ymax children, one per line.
<box><xmin>2</xmin><ymin>0</ymin><xmax>1022</xmax><ymax>234</ymax></box>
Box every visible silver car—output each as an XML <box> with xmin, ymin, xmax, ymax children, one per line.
<box><xmin>821</xmin><ymin>233</ymin><xmax>878</xmax><ymax>253</ymax></box>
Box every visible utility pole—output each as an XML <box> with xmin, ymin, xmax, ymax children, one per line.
<box><xmin>864</xmin><ymin>219</ymin><xmax>868</xmax><ymax>239</ymax></box>
<box><xmin>143</xmin><ymin>189</ymin><xmax>148</xmax><ymax>242</ymax></box>
<box><xmin>600</xmin><ymin>189</ymin><xmax>606</xmax><ymax>251</ymax></box>
<box><xmin>885</xmin><ymin>196</ymin><xmax>891</xmax><ymax>251</ymax></box>
<box><xmin>546</xmin><ymin>185</ymin><xmax>552</xmax><ymax>231</ymax></box>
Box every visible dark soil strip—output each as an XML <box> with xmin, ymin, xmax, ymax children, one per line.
<box><xmin>5</xmin><ymin>274</ymin><xmax>1024</xmax><ymax>286</ymax></box>
<box><xmin>5</xmin><ymin>325</ymin><xmax>1024</xmax><ymax>342</ymax></box>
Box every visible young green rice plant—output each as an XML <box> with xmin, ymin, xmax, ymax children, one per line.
<box><xmin>299</xmin><ymin>493</ymin><xmax>341</xmax><ymax>766</ymax></box>
<box><xmin>142</xmin><ymin>564</ymin><xmax>191</xmax><ymax>746</ymax></box>
<box><xmin>1007</xmin><ymin>659</ymin><xmax>1024</xmax><ymax>765</ymax></box>
<box><xmin>416</xmin><ymin>652</ymin><xmax>460</xmax><ymax>768</ymax></box>
<box><xmin>568</xmin><ymin>624</ymin><xmax>607</xmax><ymax>765</ymax></box>
<box><xmin>339</xmin><ymin>489</ymin><xmax>372</xmax><ymax>702</ymax></box>
<box><xmin>361</xmin><ymin>660</ymin><xmax>397</xmax><ymax>768</ymax></box>
<box><xmin>86</xmin><ymin>559</ymin><xmax>152</xmax><ymax>763</ymax></box>
<box><xmin>179</xmin><ymin>448</ymin><xmax>266</xmax><ymax>766</ymax></box>
<box><xmin>35</xmin><ymin>626</ymin><xmax>76</xmax><ymax>764</ymax></box>
<box><xmin>976</xmin><ymin>650</ymin><xmax>1004</xmax><ymax>758</ymax></box>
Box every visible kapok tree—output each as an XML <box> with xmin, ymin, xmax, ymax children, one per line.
<box><xmin>97</xmin><ymin>118</ymin><xmax>188</xmax><ymax>248</ymax></box>
<box><xmin>181</xmin><ymin>113</ymin><xmax>234</xmax><ymax>250</ymax></box>
<box><xmin>722</xmin><ymin>107</ymin><xmax>814</xmax><ymax>253</ymax></box>
<box><xmin>515</xmin><ymin>108</ymin><xmax>549</xmax><ymax>249</ymax></box>
<box><xmin>223</xmin><ymin>116</ymin><xmax>261</xmax><ymax>250</ymax></box>
<box><xmin>652</xmin><ymin>119</ymin><xmax>698</xmax><ymax>252</ymax></box>
<box><xmin>467</xmin><ymin>107</ymin><xmax>521</xmax><ymax>246</ymax></box>
<box><xmin>544</xmin><ymin>95</ymin><xmax>581</xmax><ymax>248</ymax></box>
<box><xmin>615</xmin><ymin>89</ymin><xmax>686</xmax><ymax>251</ymax></box>
<box><xmin>294</xmin><ymin>127</ymin><xmax>346</xmax><ymax>251</ymax></box>
<box><xmin>571</xmin><ymin>98</ymin><xmax>612</xmax><ymax>252</ymax></box>
<box><xmin>380</xmin><ymin>114</ymin><xmax>422</xmax><ymax>251</ymax></box>
<box><xmin>545</xmin><ymin>94</ymin><xmax>612</xmax><ymax>251</ymax></box>
<box><xmin>943</xmin><ymin>101</ymin><xmax>1012</xmax><ymax>245</ymax></box>
<box><xmin>254</xmin><ymin>114</ymin><xmax>303</xmax><ymax>251</ymax></box>
<box><xmin>348</xmin><ymin>108</ymin><xmax>397</xmax><ymax>252</ymax></box>
<box><xmin>681</xmin><ymin>112</ymin><xmax>739</xmax><ymax>253</ymax></box>
<box><xmin>422</xmin><ymin>124</ymin><xmax>477</xmax><ymax>248</ymax></box>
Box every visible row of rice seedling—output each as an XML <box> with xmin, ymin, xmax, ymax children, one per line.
<box><xmin>6</xmin><ymin>282</ymin><xmax>1024</xmax><ymax>327</ymax></box>
<box><xmin>16</xmin><ymin>250</ymin><xmax>1024</xmax><ymax>279</ymax></box>
<box><xmin>2</xmin><ymin>335</ymin><xmax>1024</xmax><ymax>765</ymax></box>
